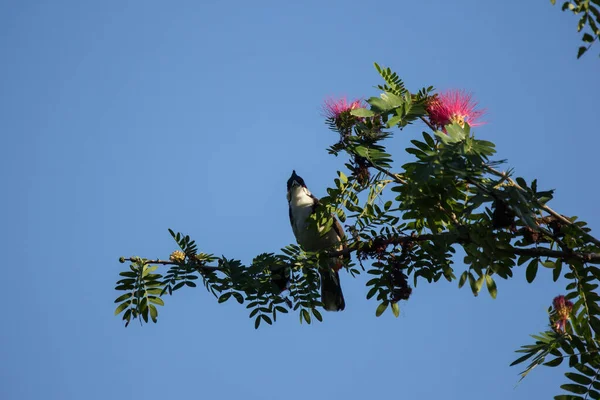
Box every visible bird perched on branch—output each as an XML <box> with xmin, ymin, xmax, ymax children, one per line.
<box><xmin>286</xmin><ymin>170</ymin><xmax>347</xmax><ymax>311</ymax></box>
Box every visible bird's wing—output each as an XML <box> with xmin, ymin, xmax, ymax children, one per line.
<box><xmin>313</xmin><ymin>195</ymin><xmax>348</xmax><ymax>257</ymax></box>
<box><xmin>332</xmin><ymin>217</ymin><xmax>346</xmax><ymax>241</ymax></box>
<box><xmin>309</xmin><ymin>193</ymin><xmax>320</xmax><ymax>213</ymax></box>
<box><xmin>332</xmin><ymin>216</ymin><xmax>349</xmax><ymax>261</ymax></box>
<box><xmin>312</xmin><ymin>195</ymin><xmax>344</xmax><ymax>239</ymax></box>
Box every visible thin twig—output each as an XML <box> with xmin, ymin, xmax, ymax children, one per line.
<box><xmin>419</xmin><ymin>116</ymin><xmax>437</xmax><ymax>132</ymax></box>
<box><xmin>328</xmin><ymin>232</ymin><xmax>456</xmax><ymax>257</ymax></box>
<box><xmin>121</xmin><ymin>257</ymin><xmax>220</xmax><ymax>273</ymax></box>
<box><xmin>368</xmin><ymin>161</ymin><xmax>407</xmax><ymax>185</ymax></box>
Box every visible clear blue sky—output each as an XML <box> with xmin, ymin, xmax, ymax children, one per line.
<box><xmin>2</xmin><ymin>1</ymin><xmax>599</xmax><ymax>399</ymax></box>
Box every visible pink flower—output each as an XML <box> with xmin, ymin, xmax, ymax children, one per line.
<box><xmin>552</xmin><ymin>295</ymin><xmax>573</xmax><ymax>333</ymax></box>
<box><xmin>426</xmin><ymin>90</ymin><xmax>485</xmax><ymax>129</ymax></box>
<box><xmin>322</xmin><ymin>97</ymin><xmax>364</xmax><ymax>119</ymax></box>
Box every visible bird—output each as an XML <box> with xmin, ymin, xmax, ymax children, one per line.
<box><xmin>286</xmin><ymin>170</ymin><xmax>347</xmax><ymax>311</ymax></box>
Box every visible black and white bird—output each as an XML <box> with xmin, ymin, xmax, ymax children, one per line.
<box><xmin>286</xmin><ymin>170</ymin><xmax>347</xmax><ymax>311</ymax></box>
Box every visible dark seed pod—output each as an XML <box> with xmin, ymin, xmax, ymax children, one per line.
<box><xmin>492</xmin><ymin>199</ymin><xmax>515</xmax><ymax>229</ymax></box>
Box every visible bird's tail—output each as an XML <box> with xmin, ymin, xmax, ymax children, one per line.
<box><xmin>320</xmin><ymin>266</ymin><xmax>345</xmax><ymax>311</ymax></box>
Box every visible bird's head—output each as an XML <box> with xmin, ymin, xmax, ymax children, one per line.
<box><xmin>287</xmin><ymin>170</ymin><xmax>306</xmax><ymax>191</ymax></box>
<box><xmin>287</xmin><ymin>170</ymin><xmax>310</xmax><ymax>202</ymax></box>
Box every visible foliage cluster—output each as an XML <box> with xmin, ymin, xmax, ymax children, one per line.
<box><xmin>115</xmin><ymin>64</ymin><xmax>600</xmax><ymax>399</ymax></box>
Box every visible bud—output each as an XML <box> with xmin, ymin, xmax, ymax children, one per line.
<box><xmin>552</xmin><ymin>295</ymin><xmax>573</xmax><ymax>332</ymax></box>
<box><xmin>169</xmin><ymin>250</ymin><xmax>186</xmax><ymax>263</ymax></box>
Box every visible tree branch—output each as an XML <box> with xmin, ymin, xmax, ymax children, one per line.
<box><xmin>510</xmin><ymin>247</ymin><xmax>600</xmax><ymax>263</ymax></box>
<box><xmin>328</xmin><ymin>232</ymin><xmax>457</xmax><ymax>257</ymax></box>
<box><xmin>329</xmin><ymin>232</ymin><xmax>600</xmax><ymax>263</ymax></box>
<box><xmin>486</xmin><ymin>167</ymin><xmax>600</xmax><ymax>248</ymax></box>
<box><xmin>121</xmin><ymin>228</ymin><xmax>600</xmax><ymax>280</ymax></box>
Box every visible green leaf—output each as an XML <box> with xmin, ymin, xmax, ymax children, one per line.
<box><xmin>485</xmin><ymin>275</ymin><xmax>498</xmax><ymax>299</ymax></box>
<box><xmin>526</xmin><ymin>259</ymin><xmax>539</xmax><ymax>283</ymax></box>
<box><xmin>141</xmin><ymin>304</ymin><xmax>149</xmax><ymax>323</ymax></box>
<box><xmin>367</xmin><ymin>97</ymin><xmax>390</xmax><ymax>111</ymax></box>
<box><xmin>510</xmin><ymin>351</ymin><xmax>537</xmax><ymax>366</ymax></box>
<box><xmin>384</xmin><ymin>200</ymin><xmax>392</xmax><ymax>211</ymax></box>
<box><xmin>114</xmin><ymin>301</ymin><xmax>130</xmax><ymax>316</ymax></box>
<box><xmin>142</xmin><ymin>265</ymin><xmax>158</xmax><ymax>277</ymax></box>
<box><xmin>312</xmin><ymin>308</ymin><xmax>323</xmax><ymax>322</ymax></box>
<box><xmin>574</xmin><ymin>363</ymin><xmax>596</xmax><ymax>376</ymax></box>
<box><xmin>444</xmin><ymin>123</ymin><xmax>466</xmax><ymax>142</ymax></box>
<box><xmin>375</xmin><ymin>302</ymin><xmax>388</xmax><ymax>317</ymax></box>
<box><xmin>423</xmin><ymin>132</ymin><xmax>435</xmax><ymax>147</ymax></box>
<box><xmin>541</xmin><ymin>261</ymin><xmax>556</xmax><ymax>269</ymax></box>
<box><xmin>149</xmin><ymin>304</ymin><xmax>158</xmax><ymax>323</ymax></box>
<box><xmin>232</xmin><ymin>292</ymin><xmax>244</xmax><ymax>304</ymax></box>
<box><xmin>302</xmin><ymin>309</ymin><xmax>311</xmax><ymax>324</ymax></box>
<box><xmin>366</xmin><ymin>287</ymin><xmax>378</xmax><ymax>300</ymax></box>
<box><xmin>391</xmin><ymin>302</ymin><xmax>400</xmax><ymax>317</ymax></box>
<box><xmin>114</xmin><ymin>293</ymin><xmax>132</xmax><ymax>303</ymax></box>
<box><xmin>458</xmin><ymin>271</ymin><xmax>468</xmax><ymax>288</ymax></box>
<box><xmin>583</xmin><ymin>33</ymin><xmax>595</xmax><ymax>43</ymax></box>
<box><xmin>254</xmin><ymin>316</ymin><xmax>261</xmax><ymax>329</ymax></box>
<box><xmin>544</xmin><ymin>357</ymin><xmax>563</xmax><ymax>367</ymax></box>
<box><xmin>577</xmin><ymin>46</ymin><xmax>587</xmax><ymax>58</ymax></box>
<box><xmin>218</xmin><ymin>292</ymin><xmax>232</xmax><ymax>303</ymax></box>
<box><xmin>350</xmin><ymin>108</ymin><xmax>374</xmax><ymax>117</ymax></box>
<box><xmin>261</xmin><ymin>314</ymin><xmax>273</xmax><ymax>325</ymax></box>
<box><xmin>566</xmin><ymin>372</ymin><xmax>592</xmax><ymax>385</ymax></box>
<box><xmin>474</xmin><ymin>274</ymin><xmax>485</xmax><ymax>295</ymax></box>
<box><xmin>387</xmin><ymin>114</ymin><xmax>403</xmax><ymax>128</ymax></box>
<box><xmin>560</xmin><ymin>383</ymin><xmax>588</xmax><ymax>395</ymax></box>
<box><xmin>410</xmin><ymin>139</ymin><xmax>431</xmax><ymax>153</ymax></box>
<box><xmin>338</xmin><ymin>171</ymin><xmax>348</xmax><ymax>184</ymax></box>
<box><xmin>468</xmin><ymin>272</ymin><xmax>477</xmax><ymax>296</ymax></box>
<box><xmin>589</xmin><ymin>317</ymin><xmax>600</xmax><ymax>334</ymax></box>
<box><xmin>380</xmin><ymin>92</ymin><xmax>404</xmax><ymax>108</ymax></box>
<box><xmin>553</xmin><ymin>258</ymin><xmax>563</xmax><ymax>282</ymax></box>
<box><xmin>353</xmin><ymin>145</ymin><xmax>369</xmax><ymax>158</ymax></box>
<box><xmin>148</xmin><ymin>296</ymin><xmax>164</xmax><ymax>306</ymax></box>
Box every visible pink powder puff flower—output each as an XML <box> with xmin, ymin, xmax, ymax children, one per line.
<box><xmin>322</xmin><ymin>97</ymin><xmax>365</xmax><ymax>120</ymax></box>
<box><xmin>552</xmin><ymin>295</ymin><xmax>573</xmax><ymax>333</ymax></box>
<box><xmin>426</xmin><ymin>90</ymin><xmax>485</xmax><ymax>129</ymax></box>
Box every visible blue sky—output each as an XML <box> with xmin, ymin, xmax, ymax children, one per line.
<box><xmin>2</xmin><ymin>1</ymin><xmax>599</xmax><ymax>399</ymax></box>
